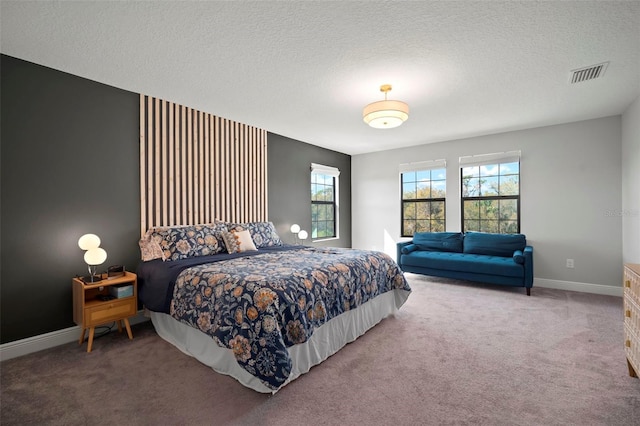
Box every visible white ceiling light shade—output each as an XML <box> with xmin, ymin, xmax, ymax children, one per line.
<box><xmin>363</xmin><ymin>84</ymin><xmax>409</xmax><ymax>129</ymax></box>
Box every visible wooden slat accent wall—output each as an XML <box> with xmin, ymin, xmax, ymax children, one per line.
<box><xmin>139</xmin><ymin>94</ymin><xmax>267</xmax><ymax>235</ymax></box>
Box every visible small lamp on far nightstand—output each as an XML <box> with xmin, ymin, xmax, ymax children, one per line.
<box><xmin>78</xmin><ymin>234</ymin><xmax>107</xmax><ymax>283</ymax></box>
<box><xmin>290</xmin><ymin>224</ymin><xmax>301</xmax><ymax>244</ymax></box>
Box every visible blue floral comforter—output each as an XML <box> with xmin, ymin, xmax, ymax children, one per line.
<box><xmin>169</xmin><ymin>246</ymin><xmax>410</xmax><ymax>391</ymax></box>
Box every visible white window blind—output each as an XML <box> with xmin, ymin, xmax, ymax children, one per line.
<box><xmin>311</xmin><ymin>163</ymin><xmax>340</xmax><ymax>177</ymax></box>
<box><xmin>399</xmin><ymin>159</ymin><xmax>446</xmax><ymax>173</ymax></box>
<box><xmin>459</xmin><ymin>151</ymin><xmax>521</xmax><ymax>167</ymax></box>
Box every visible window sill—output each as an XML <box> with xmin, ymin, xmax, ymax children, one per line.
<box><xmin>312</xmin><ymin>237</ymin><xmax>339</xmax><ymax>243</ymax></box>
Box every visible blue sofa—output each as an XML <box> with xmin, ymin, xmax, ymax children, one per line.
<box><xmin>396</xmin><ymin>231</ymin><xmax>534</xmax><ymax>295</ymax></box>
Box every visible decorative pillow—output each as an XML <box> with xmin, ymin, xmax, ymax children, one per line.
<box><xmin>226</xmin><ymin>221</ymin><xmax>283</xmax><ymax>248</ymax></box>
<box><xmin>401</xmin><ymin>244</ymin><xmax>418</xmax><ymax>254</ymax></box>
<box><xmin>139</xmin><ymin>236</ymin><xmax>165</xmax><ymax>261</ymax></box>
<box><xmin>143</xmin><ymin>222</ymin><xmax>228</xmax><ymax>261</ymax></box>
<box><xmin>513</xmin><ymin>250</ymin><xmax>525</xmax><ymax>264</ymax></box>
<box><xmin>221</xmin><ymin>229</ymin><xmax>258</xmax><ymax>253</ymax></box>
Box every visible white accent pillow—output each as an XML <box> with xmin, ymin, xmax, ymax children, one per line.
<box><xmin>222</xmin><ymin>229</ymin><xmax>258</xmax><ymax>253</ymax></box>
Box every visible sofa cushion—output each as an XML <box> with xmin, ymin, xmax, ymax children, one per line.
<box><xmin>413</xmin><ymin>232</ymin><xmax>464</xmax><ymax>252</ymax></box>
<box><xmin>463</xmin><ymin>232</ymin><xmax>526</xmax><ymax>257</ymax></box>
<box><xmin>401</xmin><ymin>251</ymin><xmax>524</xmax><ymax>278</ymax></box>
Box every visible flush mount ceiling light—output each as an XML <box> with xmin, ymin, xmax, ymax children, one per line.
<box><xmin>362</xmin><ymin>84</ymin><xmax>409</xmax><ymax>129</ymax></box>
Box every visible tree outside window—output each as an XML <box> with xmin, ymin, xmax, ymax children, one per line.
<box><xmin>461</xmin><ymin>161</ymin><xmax>520</xmax><ymax>233</ymax></box>
<box><xmin>311</xmin><ymin>164</ymin><xmax>338</xmax><ymax>239</ymax></box>
<box><xmin>401</xmin><ymin>168</ymin><xmax>446</xmax><ymax>237</ymax></box>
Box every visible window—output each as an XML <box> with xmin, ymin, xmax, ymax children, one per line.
<box><xmin>311</xmin><ymin>163</ymin><xmax>339</xmax><ymax>239</ymax></box>
<box><xmin>460</xmin><ymin>152</ymin><xmax>520</xmax><ymax>234</ymax></box>
<box><xmin>401</xmin><ymin>161</ymin><xmax>446</xmax><ymax>237</ymax></box>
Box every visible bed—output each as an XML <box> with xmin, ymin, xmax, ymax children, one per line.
<box><xmin>136</xmin><ymin>222</ymin><xmax>411</xmax><ymax>393</ymax></box>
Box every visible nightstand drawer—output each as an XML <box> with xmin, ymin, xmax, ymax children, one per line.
<box><xmin>624</xmin><ymin>295</ymin><xmax>640</xmax><ymax>336</ymax></box>
<box><xmin>624</xmin><ymin>265</ymin><xmax>640</xmax><ymax>305</ymax></box>
<box><xmin>624</xmin><ymin>322</ymin><xmax>639</xmax><ymax>374</ymax></box>
<box><xmin>86</xmin><ymin>299</ymin><xmax>135</xmax><ymax>325</ymax></box>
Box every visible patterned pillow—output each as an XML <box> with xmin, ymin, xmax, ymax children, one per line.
<box><xmin>227</xmin><ymin>221</ymin><xmax>283</xmax><ymax>248</ymax></box>
<box><xmin>142</xmin><ymin>222</ymin><xmax>228</xmax><ymax>261</ymax></box>
<box><xmin>221</xmin><ymin>229</ymin><xmax>258</xmax><ymax>253</ymax></box>
<box><xmin>139</xmin><ymin>235</ymin><xmax>165</xmax><ymax>261</ymax></box>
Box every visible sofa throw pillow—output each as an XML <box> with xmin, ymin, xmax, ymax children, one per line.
<box><xmin>463</xmin><ymin>232</ymin><xmax>526</xmax><ymax>258</ymax></box>
<box><xmin>222</xmin><ymin>229</ymin><xmax>258</xmax><ymax>253</ymax></box>
<box><xmin>401</xmin><ymin>244</ymin><xmax>419</xmax><ymax>254</ymax></box>
<box><xmin>413</xmin><ymin>232</ymin><xmax>464</xmax><ymax>252</ymax></box>
<box><xmin>226</xmin><ymin>221</ymin><xmax>283</xmax><ymax>248</ymax></box>
<box><xmin>513</xmin><ymin>250</ymin><xmax>525</xmax><ymax>264</ymax></box>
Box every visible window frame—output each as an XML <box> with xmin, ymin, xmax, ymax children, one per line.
<box><xmin>459</xmin><ymin>152</ymin><xmax>521</xmax><ymax>234</ymax></box>
<box><xmin>400</xmin><ymin>160</ymin><xmax>447</xmax><ymax>237</ymax></box>
<box><xmin>310</xmin><ymin>163</ymin><xmax>339</xmax><ymax>240</ymax></box>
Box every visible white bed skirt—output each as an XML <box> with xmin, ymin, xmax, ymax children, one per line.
<box><xmin>150</xmin><ymin>288</ymin><xmax>410</xmax><ymax>393</ymax></box>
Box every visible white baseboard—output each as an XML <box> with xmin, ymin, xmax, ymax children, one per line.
<box><xmin>0</xmin><ymin>311</ymin><xmax>149</xmax><ymax>362</ymax></box>
<box><xmin>534</xmin><ymin>278</ymin><xmax>623</xmax><ymax>297</ymax></box>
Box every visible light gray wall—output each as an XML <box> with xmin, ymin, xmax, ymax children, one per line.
<box><xmin>352</xmin><ymin>116</ymin><xmax>623</xmax><ymax>288</ymax></box>
<box><xmin>622</xmin><ymin>95</ymin><xmax>640</xmax><ymax>264</ymax></box>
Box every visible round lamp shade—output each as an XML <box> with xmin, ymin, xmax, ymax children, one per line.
<box><xmin>297</xmin><ymin>230</ymin><xmax>308</xmax><ymax>240</ymax></box>
<box><xmin>78</xmin><ymin>234</ymin><xmax>101</xmax><ymax>250</ymax></box>
<box><xmin>84</xmin><ymin>247</ymin><xmax>107</xmax><ymax>266</ymax></box>
<box><xmin>290</xmin><ymin>224</ymin><xmax>301</xmax><ymax>234</ymax></box>
<box><xmin>362</xmin><ymin>100</ymin><xmax>409</xmax><ymax>129</ymax></box>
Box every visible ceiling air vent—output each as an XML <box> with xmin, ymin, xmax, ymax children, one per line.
<box><xmin>570</xmin><ymin>62</ymin><xmax>609</xmax><ymax>84</ymax></box>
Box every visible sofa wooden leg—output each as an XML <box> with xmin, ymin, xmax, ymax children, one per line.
<box><xmin>526</xmin><ymin>288</ymin><xmax>531</xmax><ymax>296</ymax></box>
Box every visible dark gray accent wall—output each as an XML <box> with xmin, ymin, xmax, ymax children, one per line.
<box><xmin>1</xmin><ymin>55</ymin><xmax>140</xmax><ymax>343</ymax></box>
<box><xmin>0</xmin><ymin>55</ymin><xmax>351</xmax><ymax>345</ymax></box>
<box><xmin>267</xmin><ymin>133</ymin><xmax>351</xmax><ymax>248</ymax></box>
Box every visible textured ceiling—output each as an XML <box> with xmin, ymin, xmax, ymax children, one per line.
<box><xmin>1</xmin><ymin>1</ymin><xmax>639</xmax><ymax>155</ymax></box>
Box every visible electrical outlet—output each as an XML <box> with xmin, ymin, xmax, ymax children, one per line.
<box><xmin>566</xmin><ymin>258</ymin><xmax>574</xmax><ymax>269</ymax></box>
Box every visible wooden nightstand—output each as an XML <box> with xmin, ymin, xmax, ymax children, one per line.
<box><xmin>72</xmin><ymin>271</ymin><xmax>137</xmax><ymax>352</ymax></box>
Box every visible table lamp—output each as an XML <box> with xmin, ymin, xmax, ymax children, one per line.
<box><xmin>290</xmin><ymin>224</ymin><xmax>301</xmax><ymax>244</ymax></box>
<box><xmin>78</xmin><ymin>233</ymin><xmax>107</xmax><ymax>283</ymax></box>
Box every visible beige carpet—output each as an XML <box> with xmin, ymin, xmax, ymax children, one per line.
<box><xmin>2</xmin><ymin>273</ymin><xmax>639</xmax><ymax>425</ymax></box>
